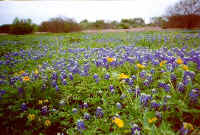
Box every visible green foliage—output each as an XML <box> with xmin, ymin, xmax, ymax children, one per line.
<box><xmin>9</xmin><ymin>17</ymin><xmax>35</xmax><ymax>35</ymax></box>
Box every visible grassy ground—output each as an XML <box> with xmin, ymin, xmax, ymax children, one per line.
<box><xmin>0</xmin><ymin>31</ymin><xmax>200</xmax><ymax>135</ymax></box>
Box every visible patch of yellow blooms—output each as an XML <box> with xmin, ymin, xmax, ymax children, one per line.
<box><xmin>119</xmin><ymin>73</ymin><xmax>129</xmax><ymax>79</ymax></box>
<box><xmin>113</xmin><ymin>117</ymin><xmax>124</xmax><ymax>128</ymax></box>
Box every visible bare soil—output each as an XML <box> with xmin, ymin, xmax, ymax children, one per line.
<box><xmin>82</xmin><ymin>27</ymin><xmax>163</xmax><ymax>33</ymax></box>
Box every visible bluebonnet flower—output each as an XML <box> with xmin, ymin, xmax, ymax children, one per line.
<box><xmin>83</xmin><ymin>102</ymin><xmax>88</xmax><ymax>108</ymax></box>
<box><xmin>151</xmin><ymin>89</ymin><xmax>157</xmax><ymax>94</ymax></box>
<box><xmin>104</xmin><ymin>73</ymin><xmax>110</xmax><ymax>80</ymax></box>
<box><xmin>116</xmin><ymin>102</ymin><xmax>122</xmax><ymax>109</ymax></box>
<box><xmin>139</xmin><ymin>71</ymin><xmax>146</xmax><ymax>79</ymax></box>
<box><xmin>134</xmin><ymin>86</ymin><xmax>141</xmax><ymax>96</ymax></box>
<box><xmin>51</xmin><ymin>72</ymin><xmax>58</xmax><ymax>80</ymax></box>
<box><xmin>110</xmin><ymin>85</ymin><xmax>115</xmax><ymax>94</ymax></box>
<box><xmin>55</xmin><ymin>85</ymin><xmax>59</xmax><ymax>91</ymax></box>
<box><xmin>61</xmin><ymin>72</ymin><xmax>67</xmax><ymax>79</ymax></box>
<box><xmin>93</xmin><ymin>74</ymin><xmax>99</xmax><ymax>83</ymax></box>
<box><xmin>72</xmin><ymin>108</ymin><xmax>78</xmax><ymax>114</ymax></box>
<box><xmin>120</xmin><ymin>93</ymin><xmax>127</xmax><ymax>100</ymax></box>
<box><xmin>164</xmin><ymin>95</ymin><xmax>171</xmax><ymax>103</ymax></box>
<box><xmin>128</xmin><ymin>78</ymin><xmax>134</xmax><ymax>86</ymax></box>
<box><xmin>0</xmin><ymin>90</ymin><xmax>6</xmax><ymax>98</ymax></box>
<box><xmin>189</xmin><ymin>89</ymin><xmax>199</xmax><ymax>103</ymax></box>
<box><xmin>150</xmin><ymin>69</ymin><xmax>155</xmax><ymax>74</ymax></box>
<box><xmin>140</xmin><ymin>93</ymin><xmax>151</xmax><ymax>106</ymax></box>
<box><xmin>144</xmin><ymin>79</ymin><xmax>150</xmax><ymax>87</ymax></box>
<box><xmin>163</xmin><ymin>84</ymin><xmax>170</xmax><ymax>92</ymax></box>
<box><xmin>52</xmin><ymin>80</ymin><xmax>57</xmax><ymax>87</ymax></box>
<box><xmin>183</xmin><ymin>76</ymin><xmax>191</xmax><ymax>86</ymax></box>
<box><xmin>62</xmin><ymin>79</ymin><xmax>67</xmax><ymax>85</ymax></box>
<box><xmin>131</xmin><ymin>124</ymin><xmax>141</xmax><ymax>135</ymax></box>
<box><xmin>18</xmin><ymin>87</ymin><xmax>24</xmax><ymax>94</ymax></box>
<box><xmin>77</xmin><ymin>119</ymin><xmax>86</xmax><ymax>131</ymax></box>
<box><xmin>131</xmin><ymin>75</ymin><xmax>136</xmax><ymax>80</ymax></box>
<box><xmin>83</xmin><ymin>112</ymin><xmax>90</xmax><ymax>120</ymax></box>
<box><xmin>69</xmin><ymin>73</ymin><xmax>73</xmax><ymax>80</ymax></box>
<box><xmin>177</xmin><ymin>82</ymin><xmax>185</xmax><ymax>92</ymax></box>
<box><xmin>41</xmin><ymin>106</ymin><xmax>48</xmax><ymax>115</ymax></box>
<box><xmin>21</xmin><ymin>103</ymin><xmax>27</xmax><ymax>111</ymax></box>
<box><xmin>170</xmin><ymin>74</ymin><xmax>176</xmax><ymax>82</ymax></box>
<box><xmin>151</xmin><ymin>100</ymin><xmax>160</xmax><ymax>110</ymax></box>
<box><xmin>128</xmin><ymin>89</ymin><xmax>133</xmax><ymax>93</ymax></box>
<box><xmin>96</xmin><ymin>107</ymin><xmax>104</xmax><ymax>118</ymax></box>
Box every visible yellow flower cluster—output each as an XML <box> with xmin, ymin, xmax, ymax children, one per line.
<box><xmin>176</xmin><ymin>58</ymin><xmax>183</xmax><ymax>64</ymax></box>
<box><xmin>23</xmin><ymin>76</ymin><xmax>30</xmax><ymax>82</ymax></box>
<box><xmin>38</xmin><ymin>99</ymin><xmax>49</xmax><ymax>105</ymax></box>
<box><xmin>28</xmin><ymin>114</ymin><xmax>35</xmax><ymax>121</ymax></box>
<box><xmin>107</xmin><ymin>57</ymin><xmax>115</xmax><ymax>63</ymax></box>
<box><xmin>44</xmin><ymin>120</ymin><xmax>51</xmax><ymax>127</ymax></box>
<box><xmin>35</xmin><ymin>69</ymin><xmax>39</xmax><ymax>75</ymax></box>
<box><xmin>160</xmin><ymin>60</ymin><xmax>167</xmax><ymax>67</ymax></box>
<box><xmin>19</xmin><ymin>70</ymin><xmax>25</xmax><ymax>75</ymax></box>
<box><xmin>137</xmin><ymin>64</ymin><xmax>145</xmax><ymax>69</ymax></box>
<box><xmin>112</xmin><ymin>117</ymin><xmax>124</xmax><ymax>128</ymax></box>
<box><xmin>183</xmin><ymin>122</ymin><xmax>194</xmax><ymax>130</ymax></box>
<box><xmin>119</xmin><ymin>73</ymin><xmax>129</xmax><ymax>79</ymax></box>
<box><xmin>182</xmin><ymin>64</ymin><xmax>189</xmax><ymax>71</ymax></box>
<box><xmin>148</xmin><ymin>117</ymin><xmax>157</xmax><ymax>124</ymax></box>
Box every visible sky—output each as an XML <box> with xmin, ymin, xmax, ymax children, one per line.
<box><xmin>0</xmin><ymin>0</ymin><xmax>180</xmax><ymax>25</ymax></box>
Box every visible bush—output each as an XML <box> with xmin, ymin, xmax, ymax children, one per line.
<box><xmin>165</xmin><ymin>15</ymin><xmax>200</xmax><ymax>29</ymax></box>
<box><xmin>0</xmin><ymin>24</ymin><xmax>11</xmax><ymax>33</ymax></box>
<box><xmin>39</xmin><ymin>17</ymin><xmax>82</xmax><ymax>33</ymax></box>
<box><xmin>9</xmin><ymin>18</ymin><xmax>35</xmax><ymax>35</ymax></box>
<box><xmin>119</xmin><ymin>23</ymin><xmax>130</xmax><ymax>29</ymax></box>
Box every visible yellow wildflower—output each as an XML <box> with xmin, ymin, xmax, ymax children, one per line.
<box><xmin>182</xmin><ymin>65</ymin><xmax>189</xmax><ymax>71</ymax></box>
<box><xmin>38</xmin><ymin>100</ymin><xmax>43</xmax><ymax>105</ymax></box>
<box><xmin>23</xmin><ymin>76</ymin><xmax>30</xmax><ymax>82</ymax></box>
<box><xmin>28</xmin><ymin>114</ymin><xmax>35</xmax><ymax>121</ymax></box>
<box><xmin>113</xmin><ymin>117</ymin><xmax>124</xmax><ymax>128</ymax></box>
<box><xmin>160</xmin><ymin>60</ymin><xmax>167</xmax><ymax>67</ymax></box>
<box><xmin>137</xmin><ymin>64</ymin><xmax>145</xmax><ymax>69</ymax></box>
<box><xmin>183</xmin><ymin>122</ymin><xmax>194</xmax><ymax>130</ymax></box>
<box><xmin>107</xmin><ymin>57</ymin><xmax>115</xmax><ymax>63</ymax></box>
<box><xmin>44</xmin><ymin>99</ymin><xmax>49</xmax><ymax>103</ymax></box>
<box><xmin>176</xmin><ymin>58</ymin><xmax>183</xmax><ymax>64</ymax></box>
<box><xmin>119</xmin><ymin>73</ymin><xmax>129</xmax><ymax>79</ymax></box>
<box><xmin>19</xmin><ymin>70</ymin><xmax>25</xmax><ymax>75</ymax></box>
<box><xmin>44</xmin><ymin>120</ymin><xmax>51</xmax><ymax>127</ymax></box>
<box><xmin>35</xmin><ymin>69</ymin><xmax>39</xmax><ymax>74</ymax></box>
<box><xmin>148</xmin><ymin>117</ymin><xmax>157</xmax><ymax>124</ymax></box>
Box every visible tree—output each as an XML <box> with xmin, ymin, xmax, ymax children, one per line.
<box><xmin>165</xmin><ymin>0</ymin><xmax>200</xmax><ymax>28</ymax></box>
<box><xmin>167</xmin><ymin>0</ymin><xmax>200</xmax><ymax>16</ymax></box>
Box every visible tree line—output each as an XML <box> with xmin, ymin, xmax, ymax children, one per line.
<box><xmin>0</xmin><ymin>0</ymin><xmax>199</xmax><ymax>35</ymax></box>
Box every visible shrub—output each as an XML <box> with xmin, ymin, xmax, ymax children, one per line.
<box><xmin>0</xmin><ymin>24</ymin><xmax>11</xmax><ymax>33</ymax></box>
<box><xmin>39</xmin><ymin>17</ymin><xmax>82</xmax><ymax>33</ymax></box>
<box><xmin>9</xmin><ymin>18</ymin><xmax>35</xmax><ymax>35</ymax></box>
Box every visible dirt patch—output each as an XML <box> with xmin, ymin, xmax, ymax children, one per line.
<box><xmin>82</xmin><ymin>27</ymin><xmax>163</xmax><ymax>33</ymax></box>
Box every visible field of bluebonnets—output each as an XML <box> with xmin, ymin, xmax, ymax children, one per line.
<box><xmin>0</xmin><ymin>31</ymin><xmax>200</xmax><ymax>135</ymax></box>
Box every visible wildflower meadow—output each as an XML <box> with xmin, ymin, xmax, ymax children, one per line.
<box><xmin>0</xmin><ymin>31</ymin><xmax>200</xmax><ymax>135</ymax></box>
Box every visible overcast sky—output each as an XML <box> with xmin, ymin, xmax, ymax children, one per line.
<box><xmin>0</xmin><ymin>0</ymin><xmax>179</xmax><ymax>25</ymax></box>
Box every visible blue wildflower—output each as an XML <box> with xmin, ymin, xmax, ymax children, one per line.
<box><xmin>96</xmin><ymin>107</ymin><xmax>104</xmax><ymax>118</ymax></box>
<box><xmin>21</xmin><ymin>103</ymin><xmax>27</xmax><ymax>111</ymax></box>
<box><xmin>83</xmin><ymin>112</ymin><xmax>90</xmax><ymax>120</ymax></box>
<box><xmin>131</xmin><ymin>124</ymin><xmax>141</xmax><ymax>135</ymax></box>
<box><xmin>77</xmin><ymin>119</ymin><xmax>86</xmax><ymax>131</ymax></box>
